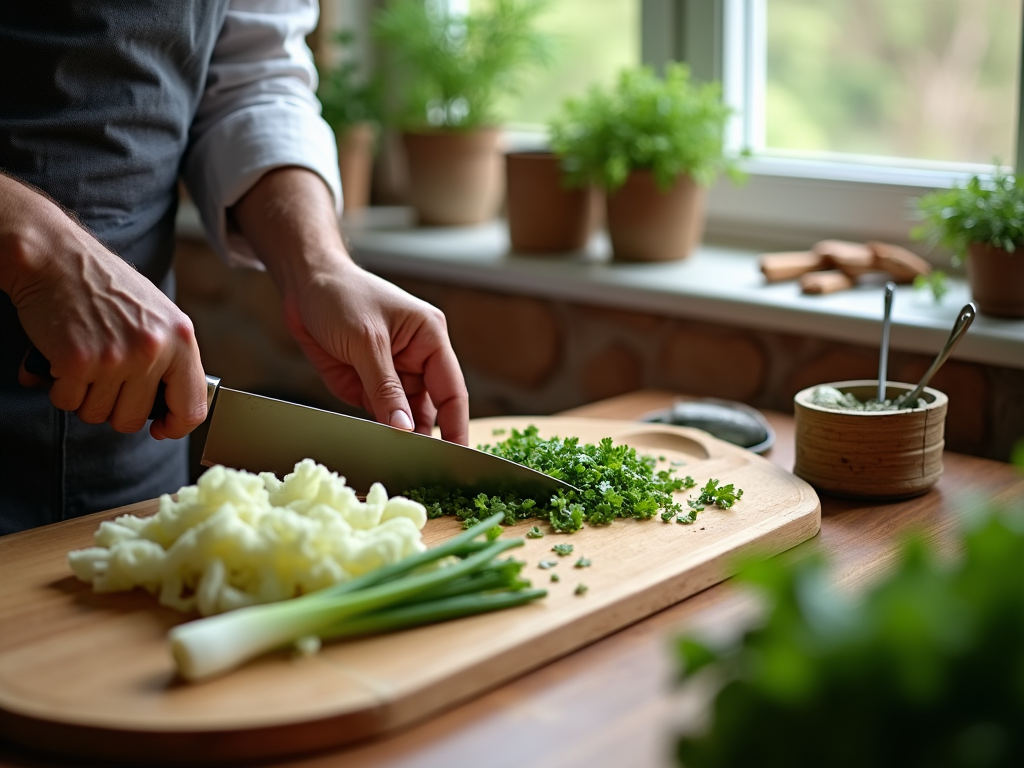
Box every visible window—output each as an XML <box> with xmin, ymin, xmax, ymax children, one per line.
<box><xmin>468</xmin><ymin>0</ymin><xmax>641</xmax><ymax>128</ymax></box>
<box><xmin>652</xmin><ymin>0</ymin><xmax>1024</xmax><ymax>250</ymax></box>
<box><xmin>326</xmin><ymin>0</ymin><xmax>1024</xmax><ymax>252</ymax></box>
<box><xmin>761</xmin><ymin>0</ymin><xmax>1020</xmax><ymax>168</ymax></box>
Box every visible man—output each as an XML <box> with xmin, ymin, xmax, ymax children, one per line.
<box><xmin>0</xmin><ymin>1</ymin><xmax>469</xmax><ymax>535</ymax></box>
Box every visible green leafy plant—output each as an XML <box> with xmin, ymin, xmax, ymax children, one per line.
<box><xmin>914</xmin><ymin>169</ymin><xmax>1024</xmax><ymax>263</ymax></box>
<box><xmin>675</xmin><ymin>489</ymin><xmax>1024</xmax><ymax>767</ymax></box>
<box><xmin>317</xmin><ymin>33</ymin><xmax>380</xmax><ymax>135</ymax></box>
<box><xmin>548</xmin><ymin>64</ymin><xmax>737</xmax><ymax>191</ymax></box>
<box><xmin>373</xmin><ymin>0</ymin><xmax>554</xmax><ymax>130</ymax></box>
<box><xmin>913</xmin><ymin>270</ymin><xmax>950</xmax><ymax>304</ymax></box>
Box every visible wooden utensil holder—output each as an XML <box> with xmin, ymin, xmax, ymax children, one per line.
<box><xmin>794</xmin><ymin>380</ymin><xmax>948</xmax><ymax>499</ymax></box>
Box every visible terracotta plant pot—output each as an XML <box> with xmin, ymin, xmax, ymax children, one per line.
<box><xmin>605</xmin><ymin>170</ymin><xmax>706</xmax><ymax>262</ymax></box>
<box><xmin>967</xmin><ymin>242</ymin><xmax>1024</xmax><ymax>318</ymax></box>
<box><xmin>337</xmin><ymin>122</ymin><xmax>376</xmax><ymax>213</ymax></box>
<box><xmin>401</xmin><ymin>129</ymin><xmax>503</xmax><ymax>226</ymax></box>
<box><xmin>505</xmin><ymin>152</ymin><xmax>601</xmax><ymax>253</ymax></box>
<box><xmin>793</xmin><ymin>380</ymin><xmax>948</xmax><ymax>500</ymax></box>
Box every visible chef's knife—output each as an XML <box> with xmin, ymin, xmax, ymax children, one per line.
<box><xmin>24</xmin><ymin>348</ymin><xmax>573</xmax><ymax>497</ymax></box>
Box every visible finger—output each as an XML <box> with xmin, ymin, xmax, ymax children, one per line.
<box><xmin>18</xmin><ymin>351</ymin><xmax>46</xmax><ymax>388</ymax></box>
<box><xmin>109</xmin><ymin>377</ymin><xmax>160</xmax><ymax>434</ymax></box>
<box><xmin>398</xmin><ymin>371</ymin><xmax>436</xmax><ymax>435</ymax></box>
<box><xmin>421</xmin><ymin>344</ymin><xmax>469</xmax><ymax>446</ymax></box>
<box><xmin>349</xmin><ymin>334</ymin><xmax>414</xmax><ymax>431</ymax></box>
<box><xmin>48</xmin><ymin>375</ymin><xmax>90</xmax><ymax>413</ymax></box>
<box><xmin>410</xmin><ymin>390</ymin><xmax>437</xmax><ymax>436</ymax></box>
<box><xmin>151</xmin><ymin>354</ymin><xmax>207</xmax><ymax>441</ymax></box>
<box><xmin>76</xmin><ymin>377</ymin><xmax>124</xmax><ymax>425</ymax></box>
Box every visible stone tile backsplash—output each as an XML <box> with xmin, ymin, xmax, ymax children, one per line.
<box><xmin>176</xmin><ymin>237</ymin><xmax>1024</xmax><ymax>461</ymax></box>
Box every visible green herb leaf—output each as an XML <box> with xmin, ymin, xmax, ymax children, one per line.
<box><xmin>552</xmin><ymin>543</ymin><xmax>574</xmax><ymax>556</ymax></box>
<box><xmin>538</xmin><ymin>559</ymin><xmax>558</xmax><ymax>570</ymax></box>
<box><xmin>575</xmin><ymin>583</ymin><xmax>589</xmax><ymax>596</ymax></box>
<box><xmin>913</xmin><ymin>270</ymin><xmax>950</xmax><ymax>304</ymax></box>
<box><xmin>526</xmin><ymin>526</ymin><xmax>544</xmax><ymax>539</ymax></box>
<box><xmin>574</xmin><ymin>557</ymin><xmax>591</xmax><ymax>568</ymax></box>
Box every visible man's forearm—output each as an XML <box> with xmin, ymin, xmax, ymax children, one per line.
<box><xmin>231</xmin><ymin>166</ymin><xmax>351</xmax><ymax>295</ymax></box>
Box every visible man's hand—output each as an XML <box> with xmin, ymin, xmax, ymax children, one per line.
<box><xmin>0</xmin><ymin>174</ymin><xmax>208</xmax><ymax>439</ymax></box>
<box><xmin>232</xmin><ymin>167</ymin><xmax>469</xmax><ymax>445</ymax></box>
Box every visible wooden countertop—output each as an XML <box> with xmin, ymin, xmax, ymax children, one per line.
<box><xmin>2</xmin><ymin>389</ymin><xmax>1022</xmax><ymax>768</ymax></box>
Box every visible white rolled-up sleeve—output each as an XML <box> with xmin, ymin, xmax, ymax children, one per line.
<box><xmin>182</xmin><ymin>0</ymin><xmax>342</xmax><ymax>268</ymax></box>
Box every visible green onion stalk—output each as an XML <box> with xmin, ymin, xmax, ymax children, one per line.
<box><xmin>170</xmin><ymin>512</ymin><xmax>544</xmax><ymax>681</ymax></box>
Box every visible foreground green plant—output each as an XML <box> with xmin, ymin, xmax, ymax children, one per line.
<box><xmin>406</xmin><ymin>426</ymin><xmax>690</xmax><ymax>533</ymax></box>
<box><xmin>914</xmin><ymin>168</ymin><xmax>1024</xmax><ymax>263</ymax></box>
<box><xmin>548</xmin><ymin>64</ymin><xmax>737</xmax><ymax>191</ymax></box>
<box><xmin>170</xmin><ymin>512</ymin><xmax>543</xmax><ymax>681</ymax></box>
<box><xmin>373</xmin><ymin>0</ymin><xmax>554</xmax><ymax>130</ymax></box>
<box><xmin>676</xmin><ymin>495</ymin><xmax>1024</xmax><ymax>767</ymax></box>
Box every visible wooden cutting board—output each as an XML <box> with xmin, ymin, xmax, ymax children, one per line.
<box><xmin>0</xmin><ymin>417</ymin><xmax>820</xmax><ymax>764</ymax></box>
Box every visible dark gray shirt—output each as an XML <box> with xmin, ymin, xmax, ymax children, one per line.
<box><xmin>0</xmin><ymin>1</ymin><xmax>229</xmax><ymax>534</ymax></box>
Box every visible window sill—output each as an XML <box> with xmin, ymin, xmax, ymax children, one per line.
<box><xmin>337</xmin><ymin>207</ymin><xmax>1024</xmax><ymax>371</ymax></box>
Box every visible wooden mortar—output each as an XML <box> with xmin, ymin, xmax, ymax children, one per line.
<box><xmin>793</xmin><ymin>380</ymin><xmax>948</xmax><ymax>500</ymax></box>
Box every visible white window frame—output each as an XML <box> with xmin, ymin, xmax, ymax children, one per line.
<box><xmin>643</xmin><ymin>0</ymin><xmax>1024</xmax><ymax>253</ymax></box>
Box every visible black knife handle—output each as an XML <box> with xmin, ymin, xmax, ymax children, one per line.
<box><xmin>24</xmin><ymin>346</ymin><xmax>219</xmax><ymax>422</ymax></box>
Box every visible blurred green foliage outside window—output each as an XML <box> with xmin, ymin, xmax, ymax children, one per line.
<box><xmin>765</xmin><ymin>0</ymin><xmax>1022</xmax><ymax>167</ymax></box>
<box><xmin>467</xmin><ymin>0</ymin><xmax>640</xmax><ymax>127</ymax></box>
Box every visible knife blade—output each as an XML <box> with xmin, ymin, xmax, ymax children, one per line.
<box><xmin>201</xmin><ymin>386</ymin><xmax>574</xmax><ymax>497</ymax></box>
<box><xmin>24</xmin><ymin>347</ymin><xmax>573</xmax><ymax>497</ymax></box>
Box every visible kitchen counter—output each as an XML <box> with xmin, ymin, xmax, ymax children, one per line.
<box><xmin>3</xmin><ymin>389</ymin><xmax>1022</xmax><ymax>768</ymax></box>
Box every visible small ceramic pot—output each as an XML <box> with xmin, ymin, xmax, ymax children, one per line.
<box><xmin>337</xmin><ymin>122</ymin><xmax>376</xmax><ymax>212</ymax></box>
<box><xmin>505</xmin><ymin>152</ymin><xmax>600</xmax><ymax>253</ymax></box>
<box><xmin>793</xmin><ymin>380</ymin><xmax>948</xmax><ymax>500</ymax></box>
<box><xmin>605</xmin><ymin>170</ymin><xmax>706</xmax><ymax>262</ymax></box>
<box><xmin>967</xmin><ymin>242</ymin><xmax>1024</xmax><ymax>318</ymax></box>
<box><xmin>401</xmin><ymin>129</ymin><xmax>503</xmax><ymax>226</ymax></box>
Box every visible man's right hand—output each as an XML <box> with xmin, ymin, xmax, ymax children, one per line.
<box><xmin>0</xmin><ymin>174</ymin><xmax>208</xmax><ymax>439</ymax></box>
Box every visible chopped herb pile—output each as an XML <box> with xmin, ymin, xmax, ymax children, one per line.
<box><xmin>552</xmin><ymin>543</ymin><xmax>574</xmax><ymax>556</ymax></box>
<box><xmin>405</xmin><ymin>426</ymin><xmax>689</xmax><ymax>533</ymax></box>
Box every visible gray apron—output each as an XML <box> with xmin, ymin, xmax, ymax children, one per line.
<box><xmin>0</xmin><ymin>1</ymin><xmax>229</xmax><ymax>535</ymax></box>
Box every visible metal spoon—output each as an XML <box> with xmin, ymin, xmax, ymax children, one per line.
<box><xmin>877</xmin><ymin>282</ymin><xmax>896</xmax><ymax>402</ymax></box>
<box><xmin>896</xmin><ymin>302</ymin><xmax>977</xmax><ymax>407</ymax></box>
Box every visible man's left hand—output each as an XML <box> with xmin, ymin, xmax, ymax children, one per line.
<box><xmin>231</xmin><ymin>167</ymin><xmax>469</xmax><ymax>445</ymax></box>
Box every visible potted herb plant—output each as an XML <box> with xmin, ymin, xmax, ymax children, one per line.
<box><xmin>915</xmin><ymin>170</ymin><xmax>1024</xmax><ymax>318</ymax></box>
<box><xmin>318</xmin><ymin>34</ymin><xmax>380</xmax><ymax>212</ymax></box>
<box><xmin>373</xmin><ymin>0</ymin><xmax>553</xmax><ymax>226</ymax></box>
<box><xmin>549</xmin><ymin>64</ymin><xmax>736</xmax><ymax>262</ymax></box>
